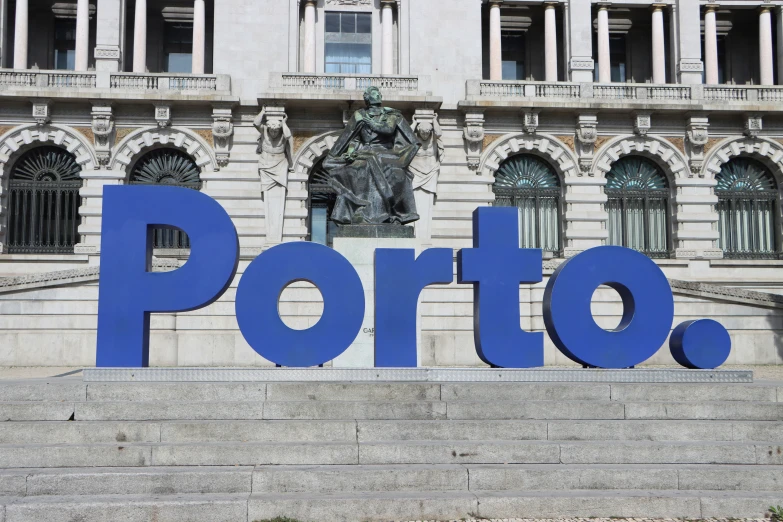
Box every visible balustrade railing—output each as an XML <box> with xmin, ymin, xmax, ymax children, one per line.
<box><xmin>0</xmin><ymin>69</ymin><xmax>228</xmax><ymax>93</ymax></box>
<box><xmin>274</xmin><ymin>73</ymin><xmax>424</xmax><ymax>93</ymax></box>
<box><xmin>469</xmin><ymin>80</ymin><xmax>783</xmax><ymax>106</ymax></box>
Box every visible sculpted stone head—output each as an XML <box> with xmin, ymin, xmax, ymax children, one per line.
<box><xmin>416</xmin><ymin>122</ymin><xmax>433</xmax><ymax>141</ymax></box>
<box><xmin>363</xmin><ymin>86</ymin><xmax>383</xmax><ymax>107</ymax></box>
<box><xmin>267</xmin><ymin>119</ymin><xmax>283</xmax><ymax>138</ymax></box>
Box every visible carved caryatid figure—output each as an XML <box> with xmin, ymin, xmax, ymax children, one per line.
<box><xmin>323</xmin><ymin>86</ymin><xmax>420</xmax><ymax>225</ymax></box>
<box><xmin>254</xmin><ymin>108</ymin><xmax>293</xmax><ymax>246</ymax></box>
<box><xmin>409</xmin><ymin>113</ymin><xmax>444</xmax><ymax>243</ymax></box>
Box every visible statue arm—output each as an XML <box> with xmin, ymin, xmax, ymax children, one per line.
<box><xmin>253</xmin><ymin>109</ymin><xmax>266</xmax><ymax>132</ymax></box>
<box><xmin>329</xmin><ymin>113</ymin><xmax>363</xmax><ymax>158</ymax></box>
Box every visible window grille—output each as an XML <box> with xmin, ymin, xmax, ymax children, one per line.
<box><xmin>129</xmin><ymin>149</ymin><xmax>202</xmax><ymax>249</ymax></box>
<box><xmin>307</xmin><ymin>159</ymin><xmax>337</xmax><ymax>247</ymax></box>
<box><xmin>492</xmin><ymin>154</ymin><xmax>562</xmax><ymax>256</ymax></box>
<box><xmin>605</xmin><ymin>156</ymin><xmax>670</xmax><ymax>258</ymax></box>
<box><xmin>7</xmin><ymin>147</ymin><xmax>83</xmax><ymax>254</ymax></box>
<box><xmin>716</xmin><ymin>158</ymin><xmax>778</xmax><ymax>259</ymax></box>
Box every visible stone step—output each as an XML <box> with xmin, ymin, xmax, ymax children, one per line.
<box><xmin>2</xmin><ymin>493</ymin><xmax>248</xmax><ymax>522</ymax></box>
<box><xmin>4</xmin><ymin>419</ymin><xmax>781</xmax><ymax>445</ymax></box>
<box><xmin>0</xmin><ymin>381</ymin><xmax>779</xmax><ymax>403</ymax></box>
<box><xmin>1</xmin><ymin>463</ymin><xmax>779</xmax><ymax>497</ymax></box>
<box><xmin>246</xmin><ymin>489</ymin><xmax>781</xmax><ymax>520</ymax></box>
<box><xmin>0</xmin><ymin>440</ymin><xmax>774</xmax><ymax>468</ymax></box>
<box><xmin>251</xmin><ymin>463</ymin><xmax>783</xmax><ymax>494</ymax></box>
<box><xmin>2</xmin><ymin>399</ymin><xmax>781</xmax><ymax>422</ymax></box>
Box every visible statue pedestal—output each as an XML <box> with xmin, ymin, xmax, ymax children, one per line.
<box><xmin>332</xmin><ymin>235</ymin><xmax>419</xmax><ymax>368</ymax></box>
<box><xmin>333</xmin><ymin>224</ymin><xmax>414</xmax><ymax>239</ymax></box>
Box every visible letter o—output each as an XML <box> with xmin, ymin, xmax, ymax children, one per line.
<box><xmin>543</xmin><ymin>246</ymin><xmax>674</xmax><ymax>369</ymax></box>
<box><xmin>235</xmin><ymin>242</ymin><xmax>365</xmax><ymax>367</ymax></box>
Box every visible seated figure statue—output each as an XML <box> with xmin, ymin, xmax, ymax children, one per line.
<box><xmin>323</xmin><ymin>86</ymin><xmax>421</xmax><ymax>225</ymax></box>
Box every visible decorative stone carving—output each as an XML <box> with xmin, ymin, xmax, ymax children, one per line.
<box><xmin>593</xmin><ymin>135</ymin><xmax>688</xmax><ymax>179</ymax></box>
<box><xmin>744</xmin><ymin>114</ymin><xmax>763</xmax><ymax>139</ymax></box>
<box><xmin>678</xmin><ymin>59</ymin><xmax>704</xmax><ymax>73</ymax></box>
<box><xmin>32</xmin><ymin>100</ymin><xmax>51</xmax><ymax>126</ymax></box>
<box><xmin>154</xmin><ymin>105</ymin><xmax>172</xmax><ymax>128</ymax></box>
<box><xmin>575</xmin><ymin>113</ymin><xmax>598</xmax><ymax>175</ymax></box>
<box><xmin>569</xmin><ymin>58</ymin><xmax>595</xmax><ymax>70</ymax></box>
<box><xmin>111</xmin><ymin>127</ymin><xmax>218</xmax><ymax>172</ymax></box>
<box><xmin>94</xmin><ymin>45</ymin><xmax>121</xmax><ymax>60</ymax></box>
<box><xmin>522</xmin><ymin>110</ymin><xmax>539</xmax><ymax>134</ymax></box>
<box><xmin>211</xmin><ymin>105</ymin><xmax>234</xmax><ymax>169</ymax></box>
<box><xmin>463</xmin><ymin>110</ymin><xmax>485</xmax><ymax>171</ymax></box>
<box><xmin>254</xmin><ymin>106</ymin><xmax>293</xmax><ymax>247</ymax></box>
<box><xmin>633</xmin><ymin>112</ymin><xmax>652</xmax><ymax>136</ymax></box>
<box><xmin>91</xmin><ymin>104</ymin><xmax>114</xmax><ymax>168</ymax></box>
<box><xmin>410</xmin><ymin>109</ymin><xmax>445</xmax><ymax>244</ymax></box>
<box><xmin>703</xmin><ymin>136</ymin><xmax>783</xmax><ymax>179</ymax></box>
<box><xmin>685</xmin><ymin>115</ymin><xmax>709</xmax><ymax>177</ymax></box>
<box><xmin>480</xmin><ymin>133</ymin><xmax>579</xmax><ymax>179</ymax></box>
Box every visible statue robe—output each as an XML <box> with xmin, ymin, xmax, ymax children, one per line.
<box><xmin>323</xmin><ymin>107</ymin><xmax>421</xmax><ymax>225</ymax></box>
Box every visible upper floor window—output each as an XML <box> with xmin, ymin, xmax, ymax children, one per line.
<box><xmin>502</xmin><ymin>33</ymin><xmax>525</xmax><ymax>80</ymax></box>
<box><xmin>7</xmin><ymin>147</ymin><xmax>83</xmax><ymax>254</ymax></box>
<box><xmin>716</xmin><ymin>158</ymin><xmax>778</xmax><ymax>259</ymax></box>
<box><xmin>492</xmin><ymin>154</ymin><xmax>561</xmax><ymax>256</ymax></box>
<box><xmin>54</xmin><ymin>19</ymin><xmax>77</xmax><ymax>70</ymax></box>
<box><xmin>606</xmin><ymin>156</ymin><xmax>669</xmax><ymax>258</ymax></box>
<box><xmin>325</xmin><ymin>12</ymin><xmax>372</xmax><ymax>74</ymax></box>
<box><xmin>129</xmin><ymin>149</ymin><xmax>201</xmax><ymax>248</ymax></box>
<box><xmin>164</xmin><ymin>22</ymin><xmax>194</xmax><ymax>73</ymax></box>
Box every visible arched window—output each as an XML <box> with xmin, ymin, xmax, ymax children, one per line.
<box><xmin>7</xmin><ymin>146</ymin><xmax>83</xmax><ymax>253</ymax></box>
<box><xmin>307</xmin><ymin>158</ymin><xmax>337</xmax><ymax>246</ymax></box>
<box><xmin>492</xmin><ymin>154</ymin><xmax>562</xmax><ymax>255</ymax></box>
<box><xmin>129</xmin><ymin>149</ymin><xmax>201</xmax><ymax>248</ymax></box>
<box><xmin>716</xmin><ymin>158</ymin><xmax>778</xmax><ymax>259</ymax></box>
<box><xmin>606</xmin><ymin>156</ymin><xmax>670</xmax><ymax>258</ymax></box>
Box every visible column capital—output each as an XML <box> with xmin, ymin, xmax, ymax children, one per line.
<box><xmin>759</xmin><ymin>5</ymin><xmax>772</xmax><ymax>14</ymax></box>
<box><xmin>380</xmin><ymin>0</ymin><xmax>396</xmax><ymax>6</ymax></box>
<box><xmin>543</xmin><ymin>2</ymin><xmax>559</xmax><ymax>9</ymax></box>
<box><xmin>488</xmin><ymin>0</ymin><xmax>503</xmax><ymax>6</ymax></box>
<box><xmin>650</xmin><ymin>3</ymin><xmax>667</xmax><ymax>11</ymax></box>
<box><xmin>596</xmin><ymin>3</ymin><xmax>612</xmax><ymax>10</ymax></box>
<box><xmin>704</xmin><ymin>3</ymin><xmax>720</xmax><ymax>12</ymax></box>
<box><xmin>303</xmin><ymin>0</ymin><xmax>316</xmax><ymax>7</ymax></box>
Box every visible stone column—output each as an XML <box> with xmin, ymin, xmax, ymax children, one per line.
<box><xmin>132</xmin><ymin>0</ymin><xmax>147</xmax><ymax>73</ymax></box>
<box><xmin>303</xmin><ymin>0</ymin><xmax>317</xmax><ymax>73</ymax></box>
<box><xmin>759</xmin><ymin>6</ymin><xmax>774</xmax><ymax>85</ymax></box>
<box><xmin>651</xmin><ymin>4</ymin><xmax>666</xmax><ymax>83</ymax></box>
<box><xmin>544</xmin><ymin>2</ymin><xmax>558</xmax><ymax>81</ymax></box>
<box><xmin>12</xmin><ymin>0</ymin><xmax>27</xmax><ymax>69</ymax></box>
<box><xmin>74</xmin><ymin>0</ymin><xmax>89</xmax><ymax>70</ymax></box>
<box><xmin>192</xmin><ymin>0</ymin><xmax>206</xmax><ymax>73</ymax></box>
<box><xmin>704</xmin><ymin>4</ymin><xmax>718</xmax><ymax>84</ymax></box>
<box><xmin>597</xmin><ymin>4</ymin><xmax>610</xmax><ymax>83</ymax></box>
<box><xmin>381</xmin><ymin>0</ymin><xmax>394</xmax><ymax>74</ymax></box>
<box><xmin>489</xmin><ymin>0</ymin><xmax>502</xmax><ymax>80</ymax></box>
<box><xmin>778</xmin><ymin>6</ymin><xmax>783</xmax><ymax>85</ymax></box>
<box><xmin>567</xmin><ymin>0</ymin><xmax>595</xmax><ymax>82</ymax></box>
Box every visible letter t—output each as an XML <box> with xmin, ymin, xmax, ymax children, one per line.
<box><xmin>457</xmin><ymin>207</ymin><xmax>544</xmax><ymax>368</ymax></box>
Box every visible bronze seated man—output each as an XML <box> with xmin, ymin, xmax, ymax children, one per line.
<box><xmin>323</xmin><ymin>86</ymin><xmax>421</xmax><ymax>225</ymax></box>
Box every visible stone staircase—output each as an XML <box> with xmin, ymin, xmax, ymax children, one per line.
<box><xmin>0</xmin><ymin>378</ymin><xmax>779</xmax><ymax>521</ymax></box>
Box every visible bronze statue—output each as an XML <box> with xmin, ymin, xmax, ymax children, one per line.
<box><xmin>323</xmin><ymin>86</ymin><xmax>421</xmax><ymax>225</ymax></box>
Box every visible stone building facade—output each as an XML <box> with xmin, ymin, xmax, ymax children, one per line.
<box><xmin>0</xmin><ymin>0</ymin><xmax>780</xmax><ymax>367</ymax></box>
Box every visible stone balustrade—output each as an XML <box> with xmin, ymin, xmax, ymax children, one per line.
<box><xmin>269</xmin><ymin>72</ymin><xmax>430</xmax><ymax>95</ymax></box>
<box><xmin>467</xmin><ymin>80</ymin><xmax>783</xmax><ymax>108</ymax></box>
<box><xmin>0</xmin><ymin>69</ymin><xmax>230</xmax><ymax>95</ymax></box>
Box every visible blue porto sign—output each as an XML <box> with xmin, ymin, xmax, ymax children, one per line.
<box><xmin>96</xmin><ymin>186</ymin><xmax>731</xmax><ymax>370</ymax></box>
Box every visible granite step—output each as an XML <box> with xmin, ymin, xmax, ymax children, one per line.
<box><xmin>0</xmin><ymin>440</ymin><xmax>775</xmax><ymax>468</ymax></box>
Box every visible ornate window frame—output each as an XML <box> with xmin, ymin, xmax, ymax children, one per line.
<box><xmin>110</xmin><ymin>127</ymin><xmax>218</xmax><ymax>175</ymax></box>
<box><xmin>0</xmin><ymin>124</ymin><xmax>96</xmax><ymax>254</ymax></box>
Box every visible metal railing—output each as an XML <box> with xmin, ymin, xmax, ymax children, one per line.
<box><xmin>6</xmin><ymin>180</ymin><xmax>82</xmax><ymax>254</ymax></box>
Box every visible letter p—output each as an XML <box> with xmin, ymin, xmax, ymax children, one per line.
<box><xmin>96</xmin><ymin>186</ymin><xmax>239</xmax><ymax>367</ymax></box>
